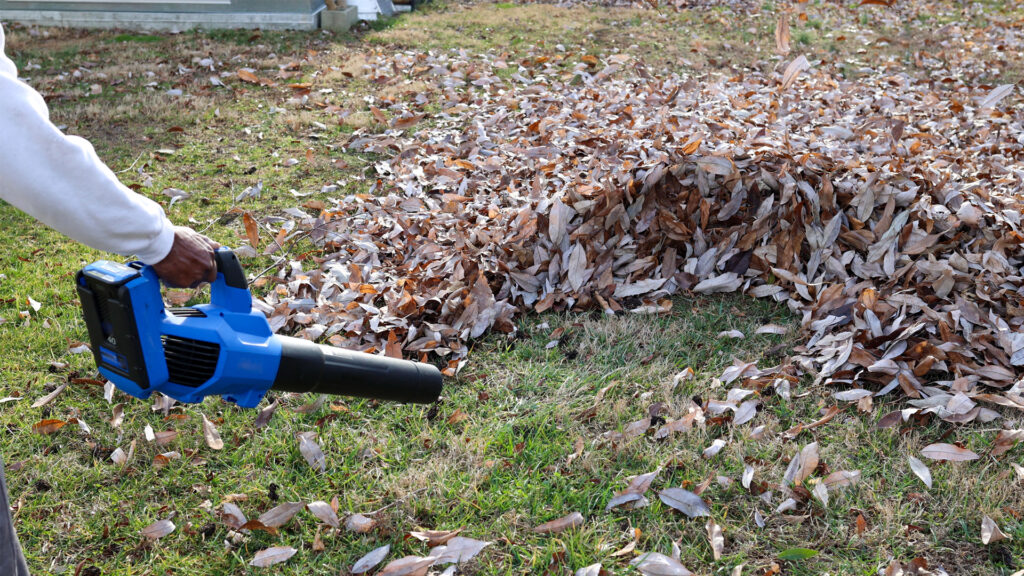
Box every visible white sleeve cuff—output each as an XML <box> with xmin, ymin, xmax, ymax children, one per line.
<box><xmin>134</xmin><ymin>218</ymin><xmax>176</xmax><ymax>265</ymax></box>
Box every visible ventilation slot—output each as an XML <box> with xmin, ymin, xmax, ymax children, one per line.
<box><xmin>169</xmin><ymin>307</ymin><xmax>207</xmax><ymax>318</ymax></box>
<box><xmin>161</xmin><ymin>335</ymin><xmax>220</xmax><ymax>387</ymax></box>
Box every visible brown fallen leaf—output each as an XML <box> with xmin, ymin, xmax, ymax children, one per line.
<box><xmin>991</xmin><ymin>429</ymin><xmax>1023</xmax><ymax>457</ymax></box>
<box><xmin>32</xmin><ymin>419</ymin><xmax>67</xmax><ymax>435</ymax></box>
<box><xmin>377</xmin><ymin>555</ymin><xmax>435</xmax><ymax>576</ymax></box>
<box><xmin>631</xmin><ymin>552</ymin><xmax>693</xmax><ymax>576</ymax></box>
<box><xmin>31</xmin><ymin>383</ymin><xmax>66</xmax><ymax>408</ymax></box>
<box><xmin>658</xmin><ymin>488</ymin><xmax>710</xmax><ymax>518</ymax></box>
<box><xmin>243</xmin><ymin>212</ymin><xmax>260</xmax><ymax>248</ymax></box>
<box><xmin>250</xmin><ymin>546</ymin><xmax>297</xmax><ymax>567</ymax></box>
<box><xmin>298</xmin><ymin>432</ymin><xmax>326</xmax><ymax>473</ymax></box>
<box><xmin>345</xmin><ymin>513</ymin><xmax>375</xmax><ymax>533</ymax></box>
<box><xmin>141</xmin><ymin>518</ymin><xmax>175</xmax><ymax>540</ymax></box>
<box><xmin>981</xmin><ymin>515</ymin><xmax>1011</xmax><ymax>545</ymax></box>
<box><xmin>706</xmin><ymin>519</ymin><xmax>724</xmax><ymax>561</ymax></box>
<box><xmin>254</xmin><ymin>398</ymin><xmax>279</xmax><ymax>429</ymax></box>
<box><xmin>307</xmin><ymin>501</ymin><xmax>340</xmax><ymax>528</ymax></box>
<box><xmin>352</xmin><ymin>544</ymin><xmax>390</xmax><ymax>574</ymax></box>
<box><xmin>533</xmin><ymin>512</ymin><xmax>584</xmax><ymax>534</ymax></box>
<box><xmin>408</xmin><ymin>527</ymin><xmax>464</xmax><ymax>547</ymax></box>
<box><xmin>201</xmin><ymin>414</ymin><xmax>224</xmax><ymax>450</ymax></box>
<box><xmin>220</xmin><ymin>502</ymin><xmax>247</xmax><ymax>529</ymax></box>
<box><xmin>921</xmin><ymin>443</ymin><xmax>980</xmax><ymax>462</ymax></box>
<box><xmin>237</xmin><ymin>69</ymin><xmax>259</xmax><ymax>84</ymax></box>
<box><xmin>428</xmin><ymin>536</ymin><xmax>491</xmax><ymax>564</ymax></box>
<box><xmin>258</xmin><ymin>502</ymin><xmax>305</xmax><ymax>528</ymax></box>
<box><xmin>908</xmin><ymin>456</ymin><xmax>933</xmax><ymax>489</ymax></box>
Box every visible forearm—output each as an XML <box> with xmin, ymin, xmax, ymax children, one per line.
<box><xmin>0</xmin><ymin>29</ymin><xmax>174</xmax><ymax>264</ymax></box>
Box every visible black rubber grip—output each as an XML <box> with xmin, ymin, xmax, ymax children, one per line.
<box><xmin>271</xmin><ymin>336</ymin><xmax>443</xmax><ymax>404</ymax></box>
<box><xmin>214</xmin><ymin>249</ymin><xmax>247</xmax><ymax>290</ymax></box>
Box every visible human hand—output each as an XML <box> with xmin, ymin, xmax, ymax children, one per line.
<box><xmin>151</xmin><ymin>226</ymin><xmax>220</xmax><ymax>288</ymax></box>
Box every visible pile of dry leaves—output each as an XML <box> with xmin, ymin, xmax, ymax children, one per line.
<box><xmin>257</xmin><ymin>23</ymin><xmax>1024</xmax><ymax>414</ymax></box>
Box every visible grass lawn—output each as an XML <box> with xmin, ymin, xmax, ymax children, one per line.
<box><xmin>1</xmin><ymin>1</ymin><xmax>1023</xmax><ymax>574</ymax></box>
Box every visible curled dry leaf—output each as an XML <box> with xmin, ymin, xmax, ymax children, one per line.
<box><xmin>254</xmin><ymin>398</ymin><xmax>279</xmax><ymax>429</ymax></box>
<box><xmin>533</xmin><ymin>512</ymin><xmax>584</xmax><ymax>534</ymax></box>
<box><xmin>821</xmin><ymin>470</ymin><xmax>861</xmax><ymax>489</ymax></box>
<box><xmin>141</xmin><ymin>519</ymin><xmax>175</xmax><ymax>540</ymax></box>
<box><xmin>377</xmin><ymin>555</ymin><xmax>435</xmax><ymax>576</ymax></box>
<box><xmin>981</xmin><ymin>515</ymin><xmax>1011</xmax><ymax>545</ymax></box>
<box><xmin>220</xmin><ymin>502</ymin><xmax>247</xmax><ymax>529</ymax></box>
<box><xmin>345</xmin><ymin>513</ymin><xmax>376</xmax><ymax>533</ymax></box>
<box><xmin>31</xmin><ymin>383</ymin><xmax>66</xmax><ymax>408</ymax></box>
<box><xmin>430</xmin><ymin>536</ymin><xmax>492</xmax><ymax>564</ymax></box>
<box><xmin>297</xmin><ymin>431</ymin><xmax>326</xmax><ymax>473</ymax></box>
<box><xmin>908</xmin><ymin>456</ymin><xmax>933</xmax><ymax>489</ymax></box>
<box><xmin>576</xmin><ymin>564</ymin><xmax>604</xmax><ymax>576</ymax></box>
<box><xmin>658</xmin><ymin>488</ymin><xmax>710</xmax><ymax>518</ymax></box>
<box><xmin>921</xmin><ymin>443</ymin><xmax>980</xmax><ymax>462</ymax></box>
<box><xmin>307</xmin><ymin>501</ymin><xmax>340</xmax><ymax>528</ymax></box>
<box><xmin>783</xmin><ymin>442</ymin><xmax>819</xmax><ymax>487</ymax></box>
<box><xmin>991</xmin><ymin>429</ymin><xmax>1023</xmax><ymax>457</ymax></box>
<box><xmin>352</xmin><ymin>544</ymin><xmax>390</xmax><ymax>574</ymax></box>
<box><xmin>706</xmin><ymin>519</ymin><xmax>724</xmax><ymax>561</ymax></box>
<box><xmin>409</xmin><ymin>527</ymin><xmax>464</xmax><ymax>547</ymax></box>
<box><xmin>32</xmin><ymin>419</ymin><xmax>66</xmax><ymax>435</ymax></box>
<box><xmin>258</xmin><ymin>502</ymin><xmax>305</xmax><ymax>528</ymax></box>
<box><xmin>630</xmin><ymin>552</ymin><xmax>693</xmax><ymax>576</ymax></box>
<box><xmin>201</xmin><ymin>414</ymin><xmax>224</xmax><ymax>450</ymax></box>
<box><xmin>250</xmin><ymin>546</ymin><xmax>297</xmax><ymax>567</ymax></box>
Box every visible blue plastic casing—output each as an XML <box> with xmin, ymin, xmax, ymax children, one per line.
<box><xmin>77</xmin><ymin>249</ymin><xmax>282</xmax><ymax>408</ymax></box>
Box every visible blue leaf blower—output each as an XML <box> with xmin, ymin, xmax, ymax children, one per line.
<box><xmin>75</xmin><ymin>249</ymin><xmax>442</xmax><ymax>408</ymax></box>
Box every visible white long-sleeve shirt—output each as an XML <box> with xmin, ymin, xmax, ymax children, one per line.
<box><xmin>0</xmin><ymin>23</ymin><xmax>174</xmax><ymax>264</ymax></box>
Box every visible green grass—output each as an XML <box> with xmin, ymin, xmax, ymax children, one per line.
<box><xmin>1</xmin><ymin>2</ymin><xmax>1023</xmax><ymax>574</ymax></box>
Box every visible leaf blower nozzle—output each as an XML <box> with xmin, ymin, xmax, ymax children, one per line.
<box><xmin>273</xmin><ymin>336</ymin><xmax>443</xmax><ymax>404</ymax></box>
<box><xmin>75</xmin><ymin>248</ymin><xmax>443</xmax><ymax>408</ymax></box>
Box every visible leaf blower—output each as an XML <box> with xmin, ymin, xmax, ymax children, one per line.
<box><xmin>75</xmin><ymin>248</ymin><xmax>442</xmax><ymax>408</ymax></box>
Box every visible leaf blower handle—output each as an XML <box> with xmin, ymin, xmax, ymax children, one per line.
<box><xmin>272</xmin><ymin>336</ymin><xmax>443</xmax><ymax>404</ymax></box>
<box><xmin>210</xmin><ymin>248</ymin><xmax>253</xmax><ymax>314</ymax></box>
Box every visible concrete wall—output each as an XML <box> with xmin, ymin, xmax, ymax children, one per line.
<box><xmin>0</xmin><ymin>0</ymin><xmax>326</xmax><ymax>30</ymax></box>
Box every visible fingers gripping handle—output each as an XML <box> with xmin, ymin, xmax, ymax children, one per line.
<box><xmin>210</xmin><ymin>248</ymin><xmax>252</xmax><ymax>313</ymax></box>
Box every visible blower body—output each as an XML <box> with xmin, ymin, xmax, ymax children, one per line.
<box><xmin>75</xmin><ymin>249</ymin><xmax>442</xmax><ymax>408</ymax></box>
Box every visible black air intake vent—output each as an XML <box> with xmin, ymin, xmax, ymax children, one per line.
<box><xmin>169</xmin><ymin>307</ymin><xmax>207</xmax><ymax>318</ymax></box>
<box><xmin>161</xmin><ymin>335</ymin><xmax>220</xmax><ymax>387</ymax></box>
